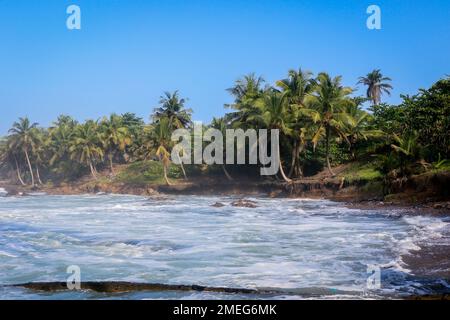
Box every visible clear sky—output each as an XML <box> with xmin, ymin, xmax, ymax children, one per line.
<box><xmin>0</xmin><ymin>0</ymin><xmax>449</xmax><ymax>134</ymax></box>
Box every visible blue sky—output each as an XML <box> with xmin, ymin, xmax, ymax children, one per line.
<box><xmin>0</xmin><ymin>0</ymin><xmax>449</xmax><ymax>134</ymax></box>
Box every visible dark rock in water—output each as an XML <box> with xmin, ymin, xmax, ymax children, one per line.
<box><xmin>231</xmin><ymin>199</ymin><xmax>258</xmax><ymax>208</ymax></box>
<box><xmin>142</xmin><ymin>195</ymin><xmax>172</xmax><ymax>205</ymax></box>
<box><xmin>211</xmin><ymin>202</ymin><xmax>226</xmax><ymax>208</ymax></box>
<box><xmin>12</xmin><ymin>281</ymin><xmax>360</xmax><ymax>297</ymax></box>
<box><xmin>13</xmin><ymin>281</ymin><xmax>262</xmax><ymax>295</ymax></box>
<box><xmin>268</xmin><ymin>190</ymin><xmax>283</xmax><ymax>198</ymax></box>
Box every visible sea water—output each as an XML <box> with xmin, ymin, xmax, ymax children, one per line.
<box><xmin>0</xmin><ymin>194</ymin><xmax>448</xmax><ymax>299</ymax></box>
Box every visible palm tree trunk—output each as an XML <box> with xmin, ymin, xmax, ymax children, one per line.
<box><xmin>36</xmin><ymin>165</ymin><xmax>43</xmax><ymax>185</ymax></box>
<box><xmin>222</xmin><ymin>164</ymin><xmax>233</xmax><ymax>181</ymax></box>
<box><xmin>350</xmin><ymin>145</ymin><xmax>356</xmax><ymax>160</ymax></box>
<box><xmin>288</xmin><ymin>141</ymin><xmax>298</xmax><ymax>178</ymax></box>
<box><xmin>278</xmin><ymin>146</ymin><xmax>292</xmax><ymax>183</ymax></box>
<box><xmin>180</xmin><ymin>162</ymin><xmax>187</xmax><ymax>180</ymax></box>
<box><xmin>109</xmin><ymin>152</ymin><xmax>115</xmax><ymax>175</ymax></box>
<box><xmin>24</xmin><ymin>149</ymin><xmax>35</xmax><ymax>187</ymax></box>
<box><xmin>295</xmin><ymin>157</ymin><xmax>303</xmax><ymax>178</ymax></box>
<box><xmin>325</xmin><ymin>126</ymin><xmax>335</xmax><ymax>176</ymax></box>
<box><xmin>89</xmin><ymin>160</ymin><xmax>97</xmax><ymax>179</ymax></box>
<box><xmin>163</xmin><ymin>165</ymin><xmax>172</xmax><ymax>185</ymax></box>
<box><xmin>14</xmin><ymin>156</ymin><xmax>26</xmax><ymax>186</ymax></box>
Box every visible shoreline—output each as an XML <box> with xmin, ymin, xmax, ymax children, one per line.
<box><xmin>2</xmin><ymin>178</ymin><xmax>449</xmax><ymax>216</ymax></box>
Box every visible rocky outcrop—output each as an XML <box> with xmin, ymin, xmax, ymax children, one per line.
<box><xmin>231</xmin><ymin>199</ymin><xmax>258</xmax><ymax>208</ymax></box>
<box><xmin>14</xmin><ymin>281</ymin><xmax>261</xmax><ymax>294</ymax></box>
<box><xmin>211</xmin><ymin>202</ymin><xmax>225</xmax><ymax>207</ymax></box>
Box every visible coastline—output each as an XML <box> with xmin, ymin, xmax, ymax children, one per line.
<box><xmin>2</xmin><ymin>175</ymin><xmax>449</xmax><ymax>216</ymax></box>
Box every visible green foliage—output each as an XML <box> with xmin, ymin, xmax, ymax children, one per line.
<box><xmin>342</xmin><ymin>161</ymin><xmax>383</xmax><ymax>183</ymax></box>
<box><xmin>115</xmin><ymin>161</ymin><xmax>184</xmax><ymax>185</ymax></box>
<box><xmin>430</xmin><ymin>155</ymin><xmax>450</xmax><ymax>172</ymax></box>
<box><xmin>1</xmin><ymin>72</ymin><xmax>448</xmax><ymax>187</ymax></box>
<box><xmin>402</xmin><ymin>78</ymin><xmax>450</xmax><ymax>160</ymax></box>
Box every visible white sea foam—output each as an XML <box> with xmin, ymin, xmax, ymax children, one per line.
<box><xmin>0</xmin><ymin>194</ymin><xmax>448</xmax><ymax>299</ymax></box>
<box><xmin>0</xmin><ymin>188</ymin><xmax>8</xmax><ymax>197</ymax></box>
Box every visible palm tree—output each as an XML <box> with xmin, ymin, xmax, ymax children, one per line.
<box><xmin>31</xmin><ymin>128</ymin><xmax>49</xmax><ymax>185</ymax></box>
<box><xmin>152</xmin><ymin>91</ymin><xmax>193</xmax><ymax>129</ymax></box>
<box><xmin>227</xmin><ymin>73</ymin><xmax>265</xmax><ymax>104</ymax></box>
<box><xmin>357</xmin><ymin>69</ymin><xmax>393</xmax><ymax>105</ymax></box>
<box><xmin>307</xmin><ymin>73</ymin><xmax>354</xmax><ymax>176</ymax></box>
<box><xmin>100</xmin><ymin>114</ymin><xmax>131</xmax><ymax>175</ymax></box>
<box><xmin>8</xmin><ymin>117</ymin><xmax>39</xmax><ymax>187</ymax></box>
<box><xmin>121</xmin><ymin>113</ymin><xmax>145</xmax><ymax>162</ymax></box>
<box><xmin>48</xmin><ymin>116</ymin><xmax>77</xmax><ymax>167</ymax></box>
<box><xmin>152</xmin><ymin>92</ymin><xmax>192</xmax><ymax>179</ymax></box>
<box><xmin>276</xmin><ymin>68</ymin><xmax>314</xmax><ymax>107</ymax></box>
<box><xmin>69</xmin><ymin>120</ymin><xmax>104</xmax><ymax>179</ymax></box>
<box><xmin>0</xmin><ymin>139</ymin><xmax>26</xmax><ymax>186</ymax></box>
<box><xmin>153</xmin><ymin>117</ymin><xmax>173</xmax><ymax>185</ymax></box>
<box><xmin>226</xmin><ymin>73</ymin><xmax>266</xmax><ymax>128</ymax></box>
<box><xmin>210</xmin><ymin>117</ymin><xmax>233</xmax><ymax>181</ymax></box>
<box><xmin>341</xmin><ymin>101</ymin><xmax>384</xmax><ymax>159</ymax></box>
<box><xmin>390</xmin><ymin>131</ymin><xmax>426</xmax><ymax>174</ymax></box>
<box><xmin>134</xmin><ymin>125</ymin><xmax>156</xmax><ymax>161</ymax></box>
<box><xmin>277</xmin><ymin>68</ymin><xmax>315</xmax><ymax>178</ymax></box>
<box><xmin>248</xmin><ymin>91</ymin><xmax>292</xmax><ymax>182</ymax></box>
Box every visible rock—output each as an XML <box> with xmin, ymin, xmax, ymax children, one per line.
<box><xmin>211</xmin><ymin>202</ymin><xmax>225</xmax><ymax>208</ymax></box>
<box><xmin>231</xmin><ymin>199</ymin><xmax>258</xmax><ymax>208</ymax></box>
<box><xmin>268</xmin><ymin>191</ymin><xmax>282</xmax><ymax>198</ymax></box>
<box><xmin>433</xmin><ymin>203</ymin><xmax>444</xmax><ymax>209</ymax></box>
<box><xmin>146</xmin><ymin>187</ymin><xmax>159</xmax><ymax>196</ymax></box>
<box><xmin>144</xmin><ymin>195</ymin><xmax>171</xmax><ymax>203</ymax></box>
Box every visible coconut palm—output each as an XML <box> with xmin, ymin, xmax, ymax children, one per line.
<box><xmin>133</xmin><ymin>125</ymin><xmax>156</xmax><ymax>161</ymax></box>
<box><xmin>390</xmin><ymin>131</ymin><xmax>426</xmax><ymax>174</ymax></box>
<box><xmin>8</xmin><ymin>117</ymin><xmax>39</xmax><ymax>187</ymax></box>
<box><xmin>226</xmin><ymin>73</ymin><xmax>266</xmax><ymax>128</ymax></box>
<box><xmin>152</xmin><ymin>91</ymin><xmax>193</xmax><ymax>129</ymax></box>
<box><xmin>0</xmin><ymin>139</ymin><xmax>26</xmax><ymax>186</ymax></box>
<box><xmin>152</xmin><ymin>93</ymin><xmax>192</xmax><ymax>179</ymax></box>
<box><xmin>100</xmin><ymin>114</ymin><xmax>131</xmax><ymax>175</ymax></box>
<box><xmin>31</xmin><ymin>128</ymin><xmax>50</xmax><ymax>185</ymax></box>
<box><xmin>153</xmin><ymin>117</ymin><xmax>173</xmax><ymax>185</ymax></box>
<box><xmin>341</xmin><ymin>107</ymin><xmax>384</xmax><ymax>159</ymax></box>
<box><xmin>357</xmin><ymin>69</ymin><xmax>393</xmax><ymax>105</ymax></box>
<box><xmin>248</xmin><ymin>91</ymin><xmax>292</xmax><ymax>182</ymax></box>
<box><xmin>277</xmin><ymin>68</ymin><xmax>315</xmax><ymax>178</ymax></box>
<box><xmin>390</xmin><ymin>132</ymin><xmax>424</xmax><ymax>161</ymax></box>
<box><xmin>276</xmin><ymin>68</ymin><xmax>314</xmax><ymax>107</ymax></box>
<box><xmin>210</xmin><ymin>117</ymin><xmax>233</xmax><ymax>181</ymax></box>
<box><xmin>121</xmin><ymin>112</ymin><xmax>145</xmax><ymax>161</ymax></box>
<box><xmin>227</xmin><ymin>73</ymin><xmax>265</xmax><ymax>104</ymax></box>
<box><xmin>48</xmin><ymin>116</ymin><xmax>77</xmax><ymax>166</ymax></box>
<box><xmin>307</xmin><ymin>73</ymin><xmax>354</xmax><ymax>176</ymax></box>
<box><xmin>69</xmin><ymin>120</ymin><xmax>104</xmax><ymax>179</ymax></box>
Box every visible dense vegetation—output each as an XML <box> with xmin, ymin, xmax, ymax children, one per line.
<box><xmin>1</xmin><ymin>69</ymin><xmax>449</xmax><ymax>188</ymax></box>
